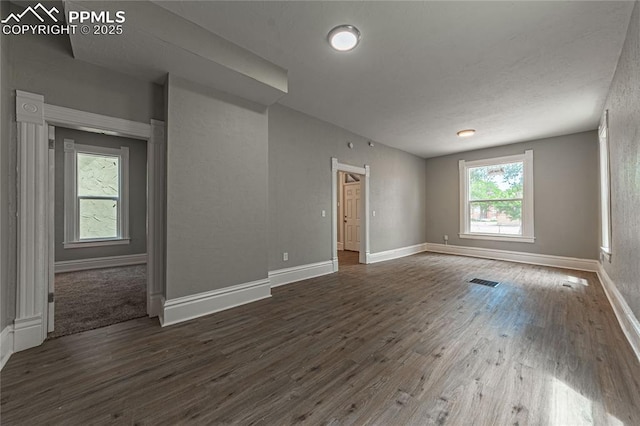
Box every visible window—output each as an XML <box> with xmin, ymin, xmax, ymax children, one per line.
<box><xmin>64</xmin><ymin>139</ymin><xmax>130</xmax><ymax>248</ymax></box>
<box><xmin>459</xmin><ymin>150</ymin><xmax>534</xmax><ymax>243</ymax></box>
<box><xmin>599</xmin><ymin>110</ymin><xmax>612</xmax><ymax>260</ymax></box>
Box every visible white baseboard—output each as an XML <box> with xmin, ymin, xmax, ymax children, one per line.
<box><xmin>597</xmin><ymin>265</ymin><xmax>640</xmax><ymax>363</ymax></box>
<box><xmin>13</xmin><ymin>315</ymin><xmax>43</xmax><ymax>352</ymax></box>
<box><xmin>337</xmin><ymin>242</ymin><xmax>344</xmax><ymax>251</ymax></box>
<box><xmin>148</xmin><ymin>292</ymin><xmax>163</xmax><ymax>318</ymax></box>
<box><xmin>160</xmin><ymin>278</ymin><xmax>271</xmax><ymax>327</ymax></box>
<box><xmin>425</xmin><ymin>243</ymin><xmax>599</xmax><ymax>272</ymax></box>
<box><xmin>55</xmin><ymin>253</ymin><xmax>147</xmax><ymax>273</ymax></box>
<box><xmin>269</xmin><ymin>260</ymin><xmax>334</xmax><ymax>288</ymax></box>
<box><xmin>368</xmin><ymin>243</ymin><xmax>428</xmax><ymax>264</ymax></box>
<box><xmin>1</xmin><ymin>325</ymin><xmax>14</xmax><ymax>370</ymax></box>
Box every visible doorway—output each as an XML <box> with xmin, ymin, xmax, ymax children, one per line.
<box><xmin>337</xmin><ymin>172</ymin><xmax>362</xmax><ymax>267</ymax></box>
<box><xmin>13</xmin><ymin>90</ymin><xmax>165</xmax><ymax>352</ymax></box>
<box><xmin>50</xmin><ymin>126</ymin><xmax>148</xmax><ymax>338</ymax></box>
<box><xmin>331</xmin><ymin>158</ymin><xmax>370</xmax><ymax>271</ymax></box>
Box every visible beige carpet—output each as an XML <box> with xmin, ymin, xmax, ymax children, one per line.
<box><xmin>50</xmin><ymin>265</ymin><xmax>147</xmax><ymax>338</ymax></box>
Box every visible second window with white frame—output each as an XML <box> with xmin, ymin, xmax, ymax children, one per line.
<box><xmin>459</xmin><ymin>150</ymin><xmax>534</xmax><ymax>243</ymax></box>
<box><xmin>63</xmin><ymin>139</ymin><xmax>130</xmax><ymax>248</ymax></box>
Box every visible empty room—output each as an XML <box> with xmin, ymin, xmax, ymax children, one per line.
<box><xmin>1</xmin><ymin>1</ymin><xmax>639</xmax><ymax>424</ymax></box>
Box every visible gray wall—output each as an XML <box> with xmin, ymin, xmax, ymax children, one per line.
<box><xmin>602</xmin><ymin>1</ymin><xmax>640</xmax><ymax>319</ymax></box>
<box><xmin>268</xmin><ymin>104</ymin><xmax>427</xmax><ymax>271</ymax></box>
<box><xmin>1</xmin><ymin>0</ymin><xmax>16</xmax><ymax>331</ymax></box>
<box><xmin>2</xmin><ymin>11</ymin><xmax>163</xmax><ymax>329</ymax></box>
<box><xmin>165</xmin><ymin>75</ymin><xmax>268</xmax><ymax>299</ymax></box>
<box><xmin>425</xmin><ymin>131</ymin><xmax>599</xmax><ymax>260</ymax></box>
<box><xmin>9</xmin><ymin>6</ymin><xmax>164</xmax><ymax>123</ymax></box>
<box><xmin>54</xmin><ymin>128</ymin><xmax>147</xmax><ymax>262</ymax></box>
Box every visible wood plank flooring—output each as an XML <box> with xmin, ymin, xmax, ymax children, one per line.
<box><xmin>2</xmin><ymin>252</ymin><xmax>639</xmax><ymax>425</ymax></box>
<box><xmin>338</xmin><ymin>250</ymin><xmax>360</xmax><ymax>266</ymax></box>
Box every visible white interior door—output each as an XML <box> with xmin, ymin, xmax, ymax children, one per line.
<box><xmin>344</xmin><ymin>181</ymin><xmax>361</xmax><ymax>252</ymax></box>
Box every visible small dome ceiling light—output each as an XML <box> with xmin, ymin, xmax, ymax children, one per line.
<box><xmin>457</xmin><ymin>129</ymin><xmax>476</xmax><ymax>138</ymax></box>
<box><xmin>328</xmin><ymin>25</ymin><xmax>361</xmax><ymax>52</ymax></box>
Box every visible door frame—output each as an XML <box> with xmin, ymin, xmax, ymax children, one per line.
<box><xmin>13</xmin><ymin>90</ymin><xmax>166</xmax><ymax>352</ymax></box>
<box><xmin>331</xmin><ymin>158</ymin><xmax>370</xmax><ymax>270</ymax></box>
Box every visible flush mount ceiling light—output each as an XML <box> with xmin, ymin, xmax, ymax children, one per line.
<box><xmin>328</xmin><ymin>25</ymin><xmax>361</xmax><ymax>52</ymax></box>
<box><xmin>457</xmin><ymin>129</ymin><xmax>476</xmax><ymax>138</ymax></box>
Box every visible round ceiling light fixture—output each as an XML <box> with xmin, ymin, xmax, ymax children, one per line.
<box><xmin>328</xmin><ymin>25</ymin><xmax>361</xmax><ymax>52</ymax></box>
<box><xmin>457</xmin><ymin>129</ymin><xmax>476</xmax><ymax>138</ymax></box>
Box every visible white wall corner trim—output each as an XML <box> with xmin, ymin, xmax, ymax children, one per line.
<box><xmin>1</xmin><ymin>325</ymin><xmax>14</xmax><ymax>370</ymax></box>
<box><xmin>596</xmin><ymin>265</ymin><xmax>640</xmax><ymax>363</ymax></box>
<box><xmin>269</xmin><ymin>260</ymin><xmax>334</xmax><ymax>288</ymax></box>
<box><xmin>425</xmin><ymin>243</ymin><xmax>599</xmax><ymax>272</ymax></box>
<box><xmin>160</xmin><ymin>278</ymin><xmax>271</xmax><ymax>327</ymax></box>
<box><xmin>369</xmin><ymin>243</ymin><xmax>428</xmax><ymax>264</ymax></box>
<box><xmin>147</xmin><ymin>119</ymin><xmax>166</xmax><ymax>319</ymax></box>
<box><xmin>54</xmin><ymin>253</ymin><xmax>147</xmax><ymax>273</ymax></box>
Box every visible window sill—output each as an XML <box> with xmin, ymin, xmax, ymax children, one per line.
<box><xmin>459</xmin><ymin>233</ymin><xmax>535</xmax><ymax>243</ymax></box>
<box><xmin>64</xmin><ymin>239</ymin><xmax>130</xmax><ymax>249</ymax></box>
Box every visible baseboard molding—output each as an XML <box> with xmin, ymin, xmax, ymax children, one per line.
<box><xmin>596</xmin><ymin>265</ymin><xmax>640</xmax><ymax>363</ymax></box>
<box><xmin>337</xmin><ymin>242</ymin><xmax>344</xmax><ymax>251</ymax></box>
<box><xmin>425</xmin><ymin>243</ymin><xmax>598</xmax><ymax>272</ymax></box>
<box><xmin>13</xmin><ymin>315</ymin><xmax>43</xmax><ymax>352</ymax></box>
<box><xmin>55</xmin><ymin>253</ymin><xmax>147</xmax><ymax>273</ymax></box>
<box><xmin>269</xmin><ymin>260</ymin><xmax>334</xmax><ymax>288</ymax></box>
<box><xmin>1</xmin><ymin>325</ymin><xmax>14</xmax><ymax>370</ymax></box>
<box><xmin>369</xmin><ymin>243</ymin><xmax>428</xmax><ymax>264</ymax></box>
<box><xmin>148</xmin><ymin>292</ymin><xmax>163</xmax><ymax>318</ymax></box>
<box><xmin>161</xmin><ymin>278</ymin><xmax>271</xmax><ymax>327</ymax></box>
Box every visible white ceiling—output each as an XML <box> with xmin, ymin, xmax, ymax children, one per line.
<box><xmin>155</xmin><ymin>1</ymin><xmax>633</xmax><ymax>158</ymax></box>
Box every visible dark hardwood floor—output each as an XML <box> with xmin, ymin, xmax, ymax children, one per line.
<box><xmin>2</xmin><ymin>252</ymin><xmax>639</xmax><ymax>425</ymax></box>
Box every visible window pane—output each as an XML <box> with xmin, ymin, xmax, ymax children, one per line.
<box><xmin>469</xmin><ymin>162</ymin><xmax>523</xmax><ymax>200</ymax></box>
<box><xmin>470</xmin><ymin>200</ymin><xmax>522</xmax><ymax>235</ymax></box>
<box><xmin>79</xmin><ymin>199</ymin><xmax>118</xmax><ymax>239</ymax></box>
<box><xmin>77</xmin><ymin>153</ymin><xmax>119</xmax><ymax>197</ymax></box>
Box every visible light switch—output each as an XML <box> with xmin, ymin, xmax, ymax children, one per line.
<box><xmin>321</xmin><ymin>210</ymin><xmax>326</xmax><ymax>217</ymax></box>
<box><xmin>372</xmin><ymin>210</ymin><xmax>376</xmax><ymax>217</ymax></box>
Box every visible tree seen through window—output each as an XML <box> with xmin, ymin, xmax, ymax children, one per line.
<box><xmin>468</xmin><ymin>161</ymin><xmax>523</xmax><ymax>235</ymax></box>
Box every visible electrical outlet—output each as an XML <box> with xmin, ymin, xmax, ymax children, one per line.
<box><xmin>372</xmin><ymin>210</ymin><xmax>376</xmax><ymax>217</ymax></box>
<box><xmin>444</xmin><ymin>235</ymin><xmax>449</xmax><ymax>241</ymax></box>
<box><xmin>283</xmin><ymin>252</ymin><xmax>288</xmax><ymax>261</ymax></box>
<box><xmin>321</xmin><ymin>210</ymin><xmax>326</xmax><ymax>217</ymax></box>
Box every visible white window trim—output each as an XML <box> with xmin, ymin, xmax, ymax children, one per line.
<box><xmin>599</xmin><ymin>110</ymin><xmax>612</xmax><ymax>261</ymax></box>
<box><xmin>63</xmin><ymin>139</ymin><xmax>130</xmax><ymax>248</ymax></box>
<box><xmin>459</xmin><ymin>150</ymin><xmax>534</xmax><ymax>243</ymax></box>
